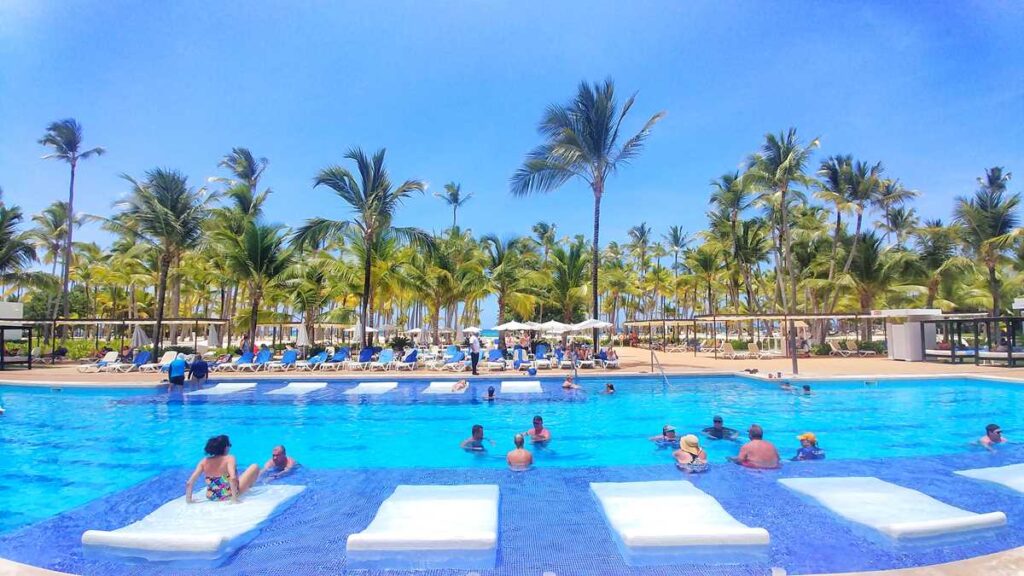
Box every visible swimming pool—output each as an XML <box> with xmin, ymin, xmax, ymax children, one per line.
<box><xmin>1</xmin><ymin>374</ymin><xmax>1023</xmax><ymax>574</ymax></box>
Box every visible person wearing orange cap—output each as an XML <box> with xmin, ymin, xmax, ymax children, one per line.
<box><xmin>792</xmin><ymin>432</ymin><xmax>825</xmax><ymax>461</ymax></box>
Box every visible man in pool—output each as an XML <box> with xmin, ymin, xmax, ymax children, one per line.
<box><xmin>525</xmin><ymin>415</ymin><xmax>551</xmax><ymax>443</ymax></box>
<box><xmin>702</xmin><ymin>416</ymin><xmax>739</xmax><ymax>441</ymax></box>
<box><xmin>188</xmin><ymin>355</ymin><xmax>209</xmax><ymax>390</ymax></box>
<box><xmin>506</xmin><ymin>433</ymin><xmax>533</xmax><ymax>470</ymax></box>
<box><xmin>166</xmin><ymin>353</ymin><xmax>188</xmax><ymax>392</ymax></box>
<box><xmin>980</xmin><ymin>423</ymin><xmax>1008</xmax><ymax>450</ymax></box>
<box><xmin>792</xmin><ymin>432</ymin><xmax>825</xmax><ymax>460</ymax></box>
<box><xmin>485</xmin><ymin>385</ymin><xmax>496</xmax><ymax>401</ymax></box>
<box><xmin>728</xmin><ymin>424</ymin><xmax>781</xmax><ymax>469</ymax></box>
<box><xmin>650</xmin><ymin>425</ymin><xmax>678</xmax><ymax>447</ymax></box>
<box><xmin>801</xmin><ymin>384</ymin><xmax>813</xmax><ymax>395</ymax></box>
<box><xmin>562</xmin><ymin>375</ymin><xmax>580</xmax><ymax>390</ymax></box>
<box><xmin>261</xmin><ymin>445</ymin><xmax>299</xmax><ymax>479</ymax></box>
<box><xmin>461</xmin><ymin>424</ymin><xmax>493</xmax><ymax>452</ymax></box>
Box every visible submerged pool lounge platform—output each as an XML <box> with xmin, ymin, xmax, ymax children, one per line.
<box><xmin>346</xmin><ymin>484</ymin><xmax>500</xmax><ymax>570</ymax></box>
<box><xmin>590</xmin><ymin>480</ymin><xmax>769</xmax><ymax>565</ymax></box>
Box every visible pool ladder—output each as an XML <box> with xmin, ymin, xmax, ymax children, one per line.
<box><xmin>651</xmin><ymin>351</ymin><xmax>670</xmax><ymax>390</ymax></box>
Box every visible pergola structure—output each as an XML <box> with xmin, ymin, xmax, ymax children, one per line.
<box><xmin>919</xmin><ymin>316</ymin><xmax>1024</xmax><ymax>366</ymax></box>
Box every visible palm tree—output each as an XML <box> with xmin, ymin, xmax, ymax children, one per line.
<box><xmin>294</xmin><ymin>148</ymin><xmax>428</xmax><ymax>347</ymax></box>
<box><xmin>686</xmin><ymin>246</ymin><xmax>722</xmax><ymax>315</ymax></box>
<box><xmin>709</xmin><ymin>171</ymin><xmax>754</xmax><ymax>238</ymax></box>
<box><xmin>877</xmin><ymin>178</ymin><xmax>919</xmax><ymax>245</ymax></box>
<box><xmin>435</xmin><ymin>182</ymin><xmax>473</xmax><ymax>230</ymax></box>
<box><xmin>112</xmin><ymin>169</ymin><xmax>208</xmax><ymax>356</ymax></box>
<box><xmin>38</xmin><ymin>119</ymin><xmax>105</xmax><ymax>321</ymax></box>
<box><xmin>511</xmin><ymin>79</ymin><xmax>664</xmax><ymax>346</ymax></box>
<box><xmin>0</xmin><ymin>203</ymin><xmax>37</xmax><ymax>278</ymax></box>
<box><xmin>912</xmin><ymin>219</ymin><xmax>970</xmax><ymax>309</ymax></box>
<box><xmin>954</xmin><ymin>167</ymin><xmax>1019</xmax><ymax>317</ymax></box>
<box><xmin>547</xmin><ymin>239</ymin><xmax>590</xmax><ymax>323</ymax></box>
<box><xmin>663</xmin><ymin>225</ymin><xmax>689</xmax><ymax>312</ymax></box>
<box><xmin>224</xmin><ymin>223</ymin><xmax>293</xmax><ymax>346</ymax></box>
<box><xmin>842</xmin><ymin>232</ymin><xmax>918</xmax><ymax>340</ymax></box>
<box><xmin>746</xmin><ymin>128</ymin><xmax>818</xmax><ymax>373</ymax></box>
<box><xmin>482</xmin><ymin>235</ymin><xmax>536</xmax><ymax>337</ymax></box>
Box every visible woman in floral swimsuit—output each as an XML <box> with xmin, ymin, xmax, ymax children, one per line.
<box><xmin>185</xmin><ymin>435</ymin><xmax>260</xmax><ymax>503</ymax></box>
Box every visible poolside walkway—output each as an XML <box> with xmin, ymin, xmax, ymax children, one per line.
<box><xmin>3</xmin><ymin>346</ymin><xmax>1023</xmax><ymax>387</ymax></box>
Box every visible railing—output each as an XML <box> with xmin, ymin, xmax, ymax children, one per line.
<box><xmin>650</xmin><ymin>349</ymin><xmax>671</xmax><ymax>389</ymax></box>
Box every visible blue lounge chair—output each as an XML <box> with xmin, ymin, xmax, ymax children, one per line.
<box><xmin>267</xmin><ymin>349</ymin><xmax>299</xmax><ymax>371</ymax></box>
<box><xmin>215</xmin><ymin>350</ymin><xmax>253</xmax><ymax>372</ymax></box>
<box><xmin>393</xmin><ymin>349</ymin><xmax>418</xmax><ymax>371</ymax></box>
<box><xmin>103</xmin><ymin>350</ymin><xmax>152</xmax><ymax>373</ymax></box>
<box><xmin>344</xmin><ymin>347</ymin><xmax>374</xmax><ymax>371</ymax></box>
<box><xmin>513</xmin><ymin>348</ymin><xmax>532</xmax><ymax>371</ymax></box>
<box><xmin>533</xmin><ymin>344</ymin><xmax>551</xmax><ymax>369</ymax></box>
<box><xmin>440</xmin><ymin>350</ymin><xmax>467</xmax><ymax>372</ymax></box>
<box><xmin>295</xmin><ymin>351</ymin><xmax>328</xmax><ymax>371</ymax></box>
<box><xmin>596</xmin><ymin>350</ymin><xmax>619</xmax><ymax>369</ymax></box>
<box><xmin>238</xmin><ymin>348</ymin><xmax>273</xmax><ymax>372</ymax></box>
<box><xmin>370</xmin><ymin>348</ymin><xmax>395</xmax><ymax>371</ymax></box>
<box><xmin>484</xmin><ymin>349</ymin><xmax>506</xmax><ymax>371</ymax></box>
<box><xmin>554</xmin><ymin>348</ymin><xmax>575</xmax><ymax>369</ymax></box>
<box><xmin>320</xmin><ymin>348</ymin><xmax>350</xmax><ymax>371</ymax></box>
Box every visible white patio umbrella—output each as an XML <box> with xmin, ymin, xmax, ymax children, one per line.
<box><xmin>463</xmin><ymin>326</ymin><xmax>482</xmax><ymax>333</ymax></box>
<box><xmin>405</xmin><ymin>327</ymin><xmax>423</xmax><ymax>334</ymax></box>
<box><xmin>206</xmin><ymin>323</ymin><xmax>222</xmax><ymax>348</ymax></box>
<box><xmin>131</xmin><ymin>325</ymin><xmax>151</xmax><ymax>348</ymax></box>
<box><xmin>295</xmin><ymin>326</ymin><xmax>310</xmax><ymax>348</ymax></box>
<box><xmin>493</xmin><ymin>321</ymin><xmax>531</xmax><ymax>331</ymax></box>
<box><xmin>573</xmin><ymin>318</ymin><xmax>613</xmax><ymax>331</ymax></box>
<box><xmin>540</xmin><ymin>320</ymin><xmax>571</xmax><ymax>332</ymax></box>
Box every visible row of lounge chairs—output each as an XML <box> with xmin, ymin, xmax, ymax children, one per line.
<box><xmin>828</xmin><ymin>340</ymin><xmax>878</xmax><ymax>357</ymax></box>
<box><xmin>721</xmin><ymin>342</ymin><xmax>783</xmax><ymax>360</ymax></box>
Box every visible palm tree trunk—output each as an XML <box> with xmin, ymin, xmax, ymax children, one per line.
<box><xmin>591</xmin><ymin>182</ymin><xmax>603</xmax><ymax>349</ymax></box>
<box><xmin>989</xmin><ymin>263</ymin><xmax>1001</xmax><ymax>318</ymax></box>
<box><xmin>779</xmin><ymin>188</ymin><xmax>799</xmax><ymax>374</ymax></box>
<box><xmin>60</xmin><ymin>162</ymin><xmax>76</xmax><ymax>324</ymax></box>
<box><xmin>361</xmin><ymin>236</ymin><xmax>373</xmax><ymax>348</ymax></box>
<box><xmin>153</xmin><ymin>254</ymin><xmax>171</xmax><ymax>357</ymax></box>
<box><xmin>248</xmin><ymin>288</ymin><xmax>261</xmax><ymax>347</ymax></box>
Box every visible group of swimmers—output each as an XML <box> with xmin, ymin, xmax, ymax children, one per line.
<box><xmin>461</xmin><ymin>415</ymin><xmax>550</xmax><ymax>470</ymax></box>
<box><xmin>185</xmin><ymin>435</ymin><xmax>298</xmax><ymax>503</ymax></box>
<box><xmin>651</xmin><ymin>416</ymin><xmax>827</xmax><ymax>472</ymax></box>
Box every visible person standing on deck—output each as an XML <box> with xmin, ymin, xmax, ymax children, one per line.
<box><xmin>469</xmin><ymin>332</ymin><xmax>481</xmax><ymax>376</ymax></box>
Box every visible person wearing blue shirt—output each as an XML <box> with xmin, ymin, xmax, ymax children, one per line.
<box><xmin>167</xmin><ymin>353</ymin><xmax>188</xmax><ymax>392</ymax></box>
<box><xmin>188</xmin><ymin>356</ymin><xmax>210</xmax><ymax>391</ymax></box>
<box><xmin>792</xmin><ymin>432</ymin><xmax>826</xmax><ymax>461</ymax></box>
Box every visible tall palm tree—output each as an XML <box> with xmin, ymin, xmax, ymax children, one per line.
<box><xmin>746</xmin><ymin>128</ymin><xmax>818</xmax><ymax>373</ymax></box>
<box><xmin>547</xmin><ymin>239</ymin><xmax>591</xmax><ymax>323</ymax></box>
<box><xmin>482</xmin><ymin>234</ymin><xmax>536</xmax><ymax>336</ymax></box>
<box><xmin>877</xmin><ymin>178</ymin><xmax>918</xmax><ymax>245</ymax></box>
<box><xmin>842</xmin><ymin>232</ymin><xmax>918</xmax><ymax>340</ymax></box>
<box><xmin>709</xmin><ymin>171</ymin><xmax>754</xmax><ymax>238</ymax></box>
<box><xmin>224</xmin><ymin>222</ymin><xmax>293</xmax><ymax>346</ymax></box>
<box><xmin>686</xmin><ymin>245</ymin><xmax>722</xmax><ymax>315</ymax></box>
<box><xmin>112</xmin><ymin>169</ymin><xmax>208</xmax><ymax>356</ymax></box>
<box><xmin>663</xmin><ymin>225</ymin><xmax>689</xmax><ymax>312</ymax></box>
<box><xmin>28</xmin><ymin>201</ymin><xmax>84</xmax><ymax>278</ymax></box>
<box><xmin>0</xmin><ymin>203</ymin><xmax>37</xmax><ymax>278</ymax></box>
<box><xmin>38</xmin><ymin>119</ymin><xmax>105</xmax><ymax>321</ymax></box>
<box><xmin>511</xmin><ymin>79</ymin><xmax>664</xmax><ymax>347</ymax></box>
<box><xmin>294</xmin><ymin>148</ymin><xmax>429</xmax><ymax>347</ymax></box>
<box><xmin>912</xmin><ymin>219</ymin><xmax>970</xmax><ymax>309</ymax></box>
<box><xmin>434</xmin><ymin>182</ymin><xmax>473</xmax><ymax>230</ymax></box>
<box><xmin>954</xmin><ymin>167</ymin><xmax>1019</xmax><ymax>317</ymax></box>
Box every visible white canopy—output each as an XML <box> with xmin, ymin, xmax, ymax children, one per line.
<box><xmin>295</xmin><ymin>326</ymin><xmax>310</xmax><ymax>347</ymax></box>
<box><xmin>463</xmin><ymin>326</ymin><xmax>482</xmax><ymax>334</ymax></box>
<box><xmin>573</xmin><ymin>318</ymin><xmax>613</xmax><ymax>331</ymax></box>
<box><xmin>206</xmin><ymin>324</ymin><xmax>221</xmax><ymax>348</ymax></box>
<box><xmin>493</xmin><ymin>321</ymin><xmax>532</xmax><ymax>331</ymax></box>
<box><xmin>405</xmin><ymin>327</ymin><xmax>423</xmax><ymax>334</ymax></box>
<box><xmin>540</xmin><ymin>320</ymin><xmax>571</xmax><ymax>332</ymax></box>
<box><xmin>131</xmin><ymin>325</ymin><xmax>151</xmax><ymax>348</ymax></box>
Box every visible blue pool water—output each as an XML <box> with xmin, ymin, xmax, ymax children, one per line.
<box><xmin>2</xmin><ymin>374</ymin><xmax>1024</xmax><ymax>575</ymax></box>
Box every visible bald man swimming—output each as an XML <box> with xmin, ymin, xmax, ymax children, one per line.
<box><xmin>261</xmin><ymin>445</ymin><xmax>299</xmax><ymax>480</ymax></box>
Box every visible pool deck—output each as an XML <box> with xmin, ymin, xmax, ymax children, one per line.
<box><xmin>4</xmin><ymin>347</ymin><xmax>1024</xmax><ymax>575</ymax></box>
<box><xmin>4</xmin><ymin>346</ymin><xmax>1024</xmax><ymax>387</ymax></box>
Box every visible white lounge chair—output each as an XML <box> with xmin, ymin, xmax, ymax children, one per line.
<box><xmin>500</xmin><ymin>380</ymin><xmax>542</xmax><ymax>394</ymax></box>
<box><xmin>77</xmin><ymin>351</ymin><xmax>120</xmax><ymax>373</ymax></box>
<box><xmin>82</xmin><ymin>485</ymin><xmax>304</xmax><ymax>563</ymax></box>
<box><xmin>591</xmin><ymin>480</ymin><xmax>768</xmax><ymax>562</ymax></box>
<box><xmin>779</xmin><ymin>476</ymin><xmax>1005</xmax><ymax>540</ymax></box>
<box><xmin>265</xmin><ymin>381</ymin><xmax>328</xmax><ymax>396</ymax></box>
<box><xmin>747</xmin><ymin>342</ymin><xmax>780</xmax><ymax>359</ymax></box>
<box><xmin>422</xmin><ymin>381</ymin><xmax>469</xmax><ymax>394</ymax></box>
<box><xmin>720</xmin><ymin>343</ymin><xmax>748</xmax><ymax>359</ymax></box>
<box><xmin>956</xmin><ymin>463</ymin><xmax>1024</xmax><ymax>493</ymax></box>
<box><xmin>852</xmin><ymin>341</ymin><xmax>878</xmax><ymax>356</ymax></box>
<box><xmin>344</xmin><ymin>381</ymin><xmax>397</xmax><ymax>395</ymax></box>
<box><xmin>829</xmin><ymin>341</ymin><xmax>853</xmax><ymax>357</ymax></box>
<box><xmin>187</xmin><ymin>382</ymin><xmax>256</xmax><ymax>396</ymax></box>
<box><xmin>347</xmin><ymin>485</ymin><xmax>499</xmax><ymax>570</ymax></box>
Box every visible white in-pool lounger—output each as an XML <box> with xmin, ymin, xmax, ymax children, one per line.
<box><xmin>344</xmin><ymin>381</ymin><xmax>398</xmax><ymax>395</ymax></box>
<box><xmin>500</xmin><ymin>380</ymin><xmax>542</xmax><ymax>394</ymax></box>
<box><xmin>956</xmin><ymin>463</ymin><xmax>1024</xmax><ymax>493</ymax></box>
<box><xmin>422</xmin><ymin>381</ymin><xmax>468</xmax><ymax>394</ymax></box>
<box><xmin>590</xmin><ymin>480</ymin><xmax>768</xmax><ymax>565</ymax></box>
<box><xmin>779</xmin><ymin>476</ymin><xmax>1005</xmax><ymax>541</ymax></box>
<box><xmin>81</xmin><ymin>485</ymin><xmax>305</xmax><ymax>564</ymax></box>
<box><xmin>186</xmin><ymin>382</ymin><xmax>256</xmax><ymax>396</ymax></box>
<box><xmin>265</xmin><ymin>381</ymin><xmax>328</xmax><ymax>396</ymax></box>
<box><xmin>346</xmin><ymin>484</ymin><xmax>499</xmax><ymax>570</ymax></box>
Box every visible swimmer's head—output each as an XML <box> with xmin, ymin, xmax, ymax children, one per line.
<box><xmin>487</xmin><ymin>386</ymin><xmax>495</xmax><ymax>396</ymax></box>
<box><xmin>533</xmin><ymin>415</ymin><xmax>543</xmax><ymax>427</ymax></box>
<box><xmin>514</xmin><ymin>433</ymin><xmax>525</xmax><ymax>448</ymax></box>
<box><xmin>802</xmin><ymin>384</ymin><xmax>811</xmax><ymax>392</ymax></box>
<box><xmin>605</xmin><ymin>382</ymin><xmax>615</xmax><ymax>391</ymax></box>
<box><xmin>205</xmin><ymin>435</ymin><xmax>231</xmax><ymax>456</ymax></box>
<box><xmin>472</xmin><ymin>424</ymin><xmax>484</xmax><ymax>439</ymax></box>
<box><xmin>748</xmin><ymin>424</ymin><xmax>764</xmax><ymax>440</ymax></box>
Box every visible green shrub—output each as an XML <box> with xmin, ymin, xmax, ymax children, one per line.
<box><xmin>812</xmin><ymin>343</ymin><xmax>831</xmax><ymax>356</ymax></box>
<box><xmin>730</xmin><ymin>340</ymin><xmax>749</xmax><ymax>351</ymax></box>
<box><xmin>389</xmin><ymin>335</ymin><xmax>413</xmax><ymax>350</ymax></box>
<box><xmin>855</xmin><ymin>340</ymin><xmax>886</xmax><ymax>354</ymax></box>
<box><xmin>58</xmin><ymin>339</ymin><xmax>115</xmax><ymax>360</ymax></box>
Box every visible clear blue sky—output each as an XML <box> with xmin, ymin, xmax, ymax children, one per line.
<box><xmin>1</xmin><ymin>1</ymin><xmax>1022</xmax><ymax>323</ymax></box>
